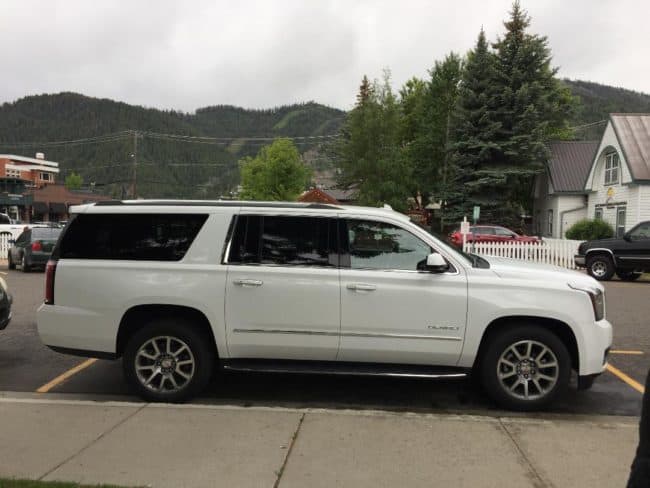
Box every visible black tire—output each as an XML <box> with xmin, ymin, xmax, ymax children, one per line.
<box><xmin>479</xmin><ymin>324</ymin><xmax>571</xmax><ymax>411</ymax></box>
<box><xmin>586</xmin><ymin>254</ymin><xmax>615</xmax><ymax>281</ymax></box>
<box><xmin>123</xmin><ymin>318</ymin><xmax>215</xmax><ymax>402</ymax></box>
<box><xmin>7</xmin><ymin>255</ymin><xmax>15</xmax><ymax>270</ymax></box>
<box><xmin>617</xmin><ymin>270</ymin><xmax>642</xmax><ymax>281</ymax></box>
<box><xmin>21</xmin><ymin>254</ymin><xmax>30</xmax><ymax>273</ymax></box>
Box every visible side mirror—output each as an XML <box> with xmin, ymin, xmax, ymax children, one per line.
<box><xmin>418</xmin><ymin>252</ymin><xmax>450</xmax><ymax>273</ymax></box>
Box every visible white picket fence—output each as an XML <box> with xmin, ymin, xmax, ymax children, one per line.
<box><xmin>0</xmin><ymin>232</ymin><xmax>11</xmax><ymax>260</ymax></box>
<box><xmin>462</xmin><ymin>238</ymin><xmax>583</xmax><ymax>269</ymax></box>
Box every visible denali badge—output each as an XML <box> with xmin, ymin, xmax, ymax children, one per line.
<box><xmin>428</xmin><ymin>325</ymin><xmax>460</xmax><ymax>331</ymax></box>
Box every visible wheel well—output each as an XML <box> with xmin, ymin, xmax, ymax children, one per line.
<box><xmin>474</xmin><ymin>316</ymin><xmax>579</xmax><ymax>372</ymax></box>
<box><xmin>585</xmin><ymin>250</ymin><xmax>614</xmax><ymax>263</ymax></box>
<box><xmin>116</xmin><ymin>304</ymin><xmax>218</xmax><ymax>358</ymax></box>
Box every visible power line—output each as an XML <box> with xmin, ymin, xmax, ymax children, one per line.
<box><xmin>0</xmin><ymin>131</ymin><xmax>132</xmax><ymax>148</ymax></box>
<box><xmin>570</xmin><ymin>120</ymin><xmax>607</xmax><ymax>131</ymax></box>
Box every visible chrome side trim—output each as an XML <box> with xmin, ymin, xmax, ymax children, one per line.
<box><xmin>232</xmin><ymin>328</ymin><xmax>462</xmax><ymax>341</ymax></box>
<box><xmin>222</xmin><ymin>364</ymin><xmax>468</xmax><ymax>379</ymax></box>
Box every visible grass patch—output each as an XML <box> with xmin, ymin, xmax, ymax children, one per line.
<box><xmin>0</xmin><ymin>480</ymin><xmax>135</xmax><ymax>488</ymax></box>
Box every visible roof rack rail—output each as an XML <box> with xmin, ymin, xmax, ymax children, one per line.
<box><xmin>93</xmin><ymin>200</ymin><xmax>342</xmax><ymax>210</ymax></box>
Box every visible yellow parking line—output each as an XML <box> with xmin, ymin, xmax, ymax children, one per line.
<box><xmin>606</xmin><ymin>364</ymin><xmax>645</xmax><ymax>394</ymax></box>
<box><xmin>610</xmin><ymin>350</ymin><xmax>644</xmax><ymax>355</ymax></box>
<box><xmin>36</xmin><ymin>358</ymin><xmax>97</xmax><ymax>393</ymax></box>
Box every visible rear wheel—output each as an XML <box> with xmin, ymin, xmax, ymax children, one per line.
<box><xmin>616</xmin><ymin>270</ymin><xmax>642</xmax><ymax>281</ymax></box>
<box><xmin>479</xmin><ymin>325</ymin><xmax>570</xmax><ymax>411</ymax></box>
<box><xmin>21</xmin><ymin>254</ymin><xmax>30</xmax><ymax>272</ymax></box>
<box><xmin>587</xmin><ymin>254</ymin><xmax>614</xmax><ymax>281</ymax></box>
<box><xmin>123</xmin><ymin>318</ymin><xmax>214</xmax><ymax>402</ymax></box>
<box><xmin>8</xmin><ymin>255</ymin><xmax>15</xmax><ymax>270</ymax></box>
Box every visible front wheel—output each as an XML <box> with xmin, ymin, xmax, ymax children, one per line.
<box><xmin>123</xmin><ymin>318</ymin><xmax>214</xmax><ymax>402</ymax></box>
<box><xmin>479</xmin><ymin>325</ymin><xmax>570</xmax><ymax>411</ymax></box>
<box><xmin>587</xmin><ymin>254</ymin><xmax>614</xmax><ymax>281</ymax></box>
<box><xmin>616</xmin><ymin>270</ymin><xmax>642</xmax><ymax>281</ymax></box>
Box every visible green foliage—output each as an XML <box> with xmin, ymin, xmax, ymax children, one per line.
<box><xmin>565</xmin><ymin>219</ymin><xmax>614</xmax><ymax>240</ymax></box>
<box><xmin>239</xmin><ymin>138</ymin><xmax>311</xmax><ymax>201</ymax></box>
<box><xmin>64</xmin><ymin>171</ymin><xmax>83</xmax><ymax>190</ymax></box>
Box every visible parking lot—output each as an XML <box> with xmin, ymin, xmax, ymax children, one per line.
<box><xmin>0</xmin><ymin>268</ymin><xmax>648</xmax><ymax>416</ymax></box>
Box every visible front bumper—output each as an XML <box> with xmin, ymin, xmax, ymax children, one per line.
<box><xmin>574</xmin><ymin>255</ymin><xmax>586</xmax><ymax>267</ymax></box>
<box><xmin>579</xmin><ymin>318</ymin><xmax>613</xmax><ymax>376</ymax></box>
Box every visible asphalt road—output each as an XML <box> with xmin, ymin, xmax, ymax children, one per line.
<box><xmin>0</xmin><ymin>268</ymin><xmax>647</xmax><ymax>416</ymax></box>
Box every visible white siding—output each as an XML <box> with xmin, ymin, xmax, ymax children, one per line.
<box><xmin>585</xmin><ymin>121</ymin><xmax>641</xmax><ymax>233</ymax></box>
<box><xmin>639</xmin><ymin>185</ymin><xmax>650</xmax><ymax>223</ymax></box>
<box><xmin>532</xmin><ymin>174</ymin><xmax>587</xmax><ymax>238</ymax></box>
<box><xmin>557</xmin><ymin>195</ymin><xmax>588</xmax><ymax>237</ymax></box>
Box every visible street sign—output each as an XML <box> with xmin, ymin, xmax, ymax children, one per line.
<box><xmin>472</xmin><ymin>205</ymin><xmax>480</xmax><ymax>223</ymax></box>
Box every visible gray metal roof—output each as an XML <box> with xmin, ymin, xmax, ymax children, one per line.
<box><xmin>610</xmin><ymin>114</ymin><xmax>650</xmax><ymax>181</ymax></box>
<box><xmin>324</xmin><ymin>188</ymin><xmax>357</xmax><ymax>201</ymax></box>
<box><xmin>547</xmin><ymin>141</ymin><xmax>599</xmax><ymax>192</ymax></box>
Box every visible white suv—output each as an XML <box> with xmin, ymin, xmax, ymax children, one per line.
<box><xmin>37</xmin><ymin>200</ymin><xmax>612</xmax><ymax>410</ymax></box>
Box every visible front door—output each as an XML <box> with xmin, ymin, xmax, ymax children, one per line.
<box><xmin>225</xmin><ymin>214</ymin><xmax>340</xmax><ymax>360</ymax></box>
<box><xmin>338</xmin><ymin>218</ymin><xmax>468</xmax><ymax>366</ymax></box>
<box><xmin>617</xmin><ymin>221</ymin><xmax>650</xmax><ymax>269</ymax></box>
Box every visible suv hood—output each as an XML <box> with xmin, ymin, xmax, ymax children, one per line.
<box><xmin>484</xmin><ymin>256</ymin><xmax>603</xmax><ymax>292</ymax></box>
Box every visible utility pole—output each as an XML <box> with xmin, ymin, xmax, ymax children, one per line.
<box><xmin>132</xmin><ymin>130</ymin><xmax>138</xmax><ymax>199</ymax></box>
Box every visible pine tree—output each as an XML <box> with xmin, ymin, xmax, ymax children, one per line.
<box><xmin>449</xmin><ymin>29</ymin><xmax>501</xmax><ymax>223</ymax></box>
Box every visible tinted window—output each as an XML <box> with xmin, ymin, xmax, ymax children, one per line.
<box><xmin>345</xmin><ymin>219</ymin><xmax>431</xmax><ymax>271</ymax></box>
<box><xmin>0</xmin><ymin>215</ymin><xmax>10</xmax><ymax>224</ymax></box>
<box><xmin>228</xmin><ymin>215</ymin><xmax>337</xmax><ymax>267</ymax></box>
<box><xmin>494</xmin><ymin>227</ymin><xmax>514</xmax><ymax>237</ymax></box>
<box><xmin>58</xmin><ymin>214</ymin><xmax>208</xmax><ymax>261</ymax></box>
<box><xmin>474</xmin><ymin>226</ymin><xmax>495</xmax><ymax>235</ymax></box>
<box><xmin>630</xmin><ymin>222</ymin><xmax>650</xmax><ymax>240</ymax></box>
<box><xmin>228</xmin><ymin>215</ymin><xmax>262</xmax><ymax>264</ymax></box>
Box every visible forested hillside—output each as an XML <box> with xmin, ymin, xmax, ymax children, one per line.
<box><xmin>0</xmin><ymin>80</ymin><xmax>648</xmax><ymax>199</ymax></box>
<box><xmin>0</xmin><ymin>93</ymin><xmax>344</xmax><ymax>198</ymax></box>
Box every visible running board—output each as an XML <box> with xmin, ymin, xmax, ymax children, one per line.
<box><xmin>221</xmin><ymin>359</ymin><xmax>469</xmax><ymax>379</ymax></box>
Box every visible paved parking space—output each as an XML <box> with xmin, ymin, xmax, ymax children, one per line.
<box><xmin>0</xmin><ymin>269</ymin><xmax>648</xmax><ymax>416</ymax></box>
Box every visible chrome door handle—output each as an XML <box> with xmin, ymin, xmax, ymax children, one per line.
<box><xmin>347</xmin><ymin>283</ymin><xmax>377</xmax><ymax>291</ymax></box>
<box><xmin>233</xmin><ymin>279</ymin><xmax>263</xmax><ymax>287</ymax></box>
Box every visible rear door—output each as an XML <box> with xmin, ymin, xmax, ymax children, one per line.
<box><xmin>224</xmin><ymin>214</ymin><xmax>341</xmax><ymax>360</ymax></box>
<box><xmin>338</xmin><ymin>216</ymin><xmax>468</xmax><ymax>366</ymax></box>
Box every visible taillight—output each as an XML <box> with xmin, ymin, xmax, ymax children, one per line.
<box><xmin>45</xmin><ymin>259</ymin><xmax>57</xmax><ymax>304</ymax></box>
<box><xmin>32</xmin><ymin>241</ymin><xmax>42</xmax><ymax>252</ymax></box>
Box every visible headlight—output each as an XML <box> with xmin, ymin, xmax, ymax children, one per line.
<box><xmin>568</xmin><ymin>283</ymin><xmax>605</xmax><ymax>321</ymax></box>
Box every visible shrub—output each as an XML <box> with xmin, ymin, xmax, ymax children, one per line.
<box><xmin>565</xmin><ymin>219</ymin><xmax>614</xmax><ymax>240</ymax></box>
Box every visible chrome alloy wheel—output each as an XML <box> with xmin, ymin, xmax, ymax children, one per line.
<box><xmin>497</xmin><ymin>340</ymin><xmax>559</xmax><ymax>401</ymax></box>
<box><xmin>135</xmin><ymin>336</ymin><xmax>196</xmax><ymax>393</ymax></box>
<box><xmin>590</xmin><ymin>261</ymin><xmax>608</xmax><ymax>278</ymax></box>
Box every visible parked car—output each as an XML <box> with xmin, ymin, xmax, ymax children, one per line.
<box><xmin>8</xmin><ymin>227</ymin><xmax>62</xmax><ymax>272</ymax></box>
<box><xmin>449</xmin><ymin>225</ymin><xmax>540</xmax><ymax>247</ymax></box>
<box><xmin>0</xmin><ymin>276</ymin><xmax>12</xmax><ymax>330</ymax></box>
<box><xmin>37</xmin><ymin>200</ymin><xmax>612</xmax><ymax>411</ymax></box>
<box><xmin>575</xmin><ymin>221</ymin><xmax>650</xmax><ymax>281</ymax></box>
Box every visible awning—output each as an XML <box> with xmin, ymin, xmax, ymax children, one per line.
<box><xmin>49</xmin><ymin>202</ymin><xmax>67</xmax><ymax>213</ymax></box>
<box><xmin>32</xmin><ymin>201</ymin><xmax>48</xmax><ymax>213</ymax></box>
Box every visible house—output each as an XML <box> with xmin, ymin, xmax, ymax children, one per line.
<box><xmin>533</xmin><ymin>113</ymin><xmax>650</xmax><ymax>238</ymax></box>
<box><xmin>0</xmin><ymin>153</ymin><xmax>59</xmax><ymax>187</ymax></box>
<box><xmin>28</xmin><ymin>183</ymin><xmax>112</xmax><ymax>222</ymax></box>
<box><xmin>532</xmin><ymin>141</ymin><xmax>597</xmax><ymax>238</ymax></box>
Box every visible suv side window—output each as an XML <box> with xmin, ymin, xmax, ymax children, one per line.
<box><xmin>344</xmin><ymin>219</ymin><xmax>432</xmax><ymax>271</ymax></box>
<box><xmin>629</xmin><ymin>222</ymin><xmax>650</xmax><ymax>240</ymax></box>
<box><xmin>228</xmin><ymin>215</ymin><xmax>337</xmax><ymax>267</ymax></box>
<box><xmin>58</xmin><ymin>214</ymin><xmax>208</xmax><ymax>261</ymax></box>
<box><xmin>494</xmin><ymin>227</ymin><xmax>515</xmax><ymax>237</ymax></box>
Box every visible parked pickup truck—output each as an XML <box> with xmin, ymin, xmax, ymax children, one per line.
<box><xmin>37</xmin><ymin>200</ymin><xmax>612</xmax><ymax>411</ymax></box>
<box><xmin>575</xmin><ymin>221</ymin><xmax>650</xmax><ymax>281</ymax></box>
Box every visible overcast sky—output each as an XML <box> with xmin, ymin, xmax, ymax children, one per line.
<box><xmin>2</xmin><ymin>0</ymin><xmax>648</xmax><ymax>112</ymax></box>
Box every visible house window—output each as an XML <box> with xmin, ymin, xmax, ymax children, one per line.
<box><xmin>6</xmin><ymin>169</ymin><xmax>21</xmax><ymax>178</ymax></box>
<box><xmin>547</xmin><ymin>209</ymin><xmax>553</xmax><ymax>236</ymax></box>
<box><xmin>595</xmin><ymin>208</ymin><xmax>603</xmax><ymax>220</ymax></box>
<box><xmin>604</xmin><ymin>152</ymin><xmax>620</xmax><ymax>185</ymax></box>
<box><xmin>40</xmin><ymin>172</ymin><xmax>53</xmax><ymax>182</ymax></box>
<box><xmin>616</xmin><ymin>207</ymin><xmax>626</xmax><ymax>238</ymax></box>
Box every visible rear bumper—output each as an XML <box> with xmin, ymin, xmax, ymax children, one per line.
<box><xmin>30</xmin><ymin>252</ymin><xmax>52</xmax><ymax>266</ymax></box>
<box><xmin>574</xmin><ymin>255</ymin><xmax>586</xmax><ymax>267</ymax></box>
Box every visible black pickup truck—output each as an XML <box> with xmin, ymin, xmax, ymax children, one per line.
<box><xmin>575</xmin><ymin>221</ymin><xmax>650</xmax><ymax>281</ymax></box>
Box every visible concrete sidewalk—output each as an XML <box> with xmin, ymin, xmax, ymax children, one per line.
<box><xmin>0</xmin><ymin>396</ymin><xmax>640</xmax><ymax>488</ymax></box>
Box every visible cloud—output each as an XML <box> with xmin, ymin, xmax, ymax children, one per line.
<box><xmin>0</xmin><ymin>0</ymin><xmax>648</xmax><ymax>111</ymax></box>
